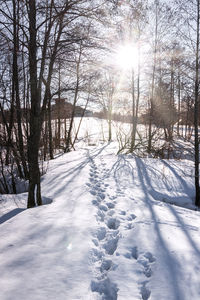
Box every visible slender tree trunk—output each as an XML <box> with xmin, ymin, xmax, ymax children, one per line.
<box><xmin>5</xmin><ymin>80</ymin><xmax>14</xmax><ymax>166</ymax></box>
<box><xmin>148</xmin><ymin>2</ymin><xmax>158</xmax><ymax>153</ymax></box>
<box><xmin>131</xmin><ymin>45</ymin><xmax>140</xmax><ymax>151</ymax></box>
<box><xmin>177</xmin><ymin>70</ymin><xmax>181</xmax><ymax>136</ymax></box>
<box><xmin>57</xmin><ymin>60</ymin><xmax>61</xmax><ymax>147</ymax></box>
<box><xmin>169</xmin><ymin>57</ymin><xmax>174</xmax><ymax>141</ymax></box>
<box><xmin>130</xmin><ymin>69</ymin><xmax>135</xmax><ymax>152</ymax></box>
<box><xmin>27</xmin><ymin>0</ymin><xmax>42</xmax><ymax>208</ymax></box>
<box><xmin>48</xmin><ymin>98</ymin><xmax>54</xmax><ymax>159</ymax></box>
<box><xmin>65</xmin><ymin>42</ymin><xmax>82</xmax><ymax>152</ymax></box>
<box><xmin>13</xmin><ymin>0</ymin><xmax>28</xmax><ymax>179</ymax></box>
<box><xmin>194</xmin><ymin>0</ymin><xmax>200</xmax><ymax>207</ymax></box>
<box><xmin>108</xmin><ymin>97</ymin><xmax>112</xmax><ymax>142</ymax></box>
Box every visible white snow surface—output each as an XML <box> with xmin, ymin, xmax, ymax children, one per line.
<box><xmin>1</xmin><ymin>141</ymin><xmax>200</xmax><ymax>300</ymax></box>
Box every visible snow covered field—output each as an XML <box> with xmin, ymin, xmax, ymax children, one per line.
<box><xmin>1</xmin><ymin>119</ymin><xmax>200</xmax><ymax>300</ymax></box>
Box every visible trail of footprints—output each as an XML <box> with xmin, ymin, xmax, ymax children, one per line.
<box><xmin>123</xmin><ymin>246</ymin><xmax>156</xmax><ymax>300</ymax></box>
<box><xmin>87</xmin><ymin>155</ymin><xmax>156</xmax><ymax>300</ymax></box>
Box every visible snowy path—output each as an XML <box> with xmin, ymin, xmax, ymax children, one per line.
<box><xmin>1</xmin><ymin>143</ymin><xmax>200</xmax><ymax>299</ymax></box>
<box><xmin>87</xmin><ymin>148</ymin><xmax>156</xmax><ymax>300</ymax></box>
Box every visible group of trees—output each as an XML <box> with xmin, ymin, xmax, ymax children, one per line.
<box><xmin>0</xmin><ymin>0</ymin><xmax>200</xmax><ymax>207</ymax></box>
<box><xmin>0</xmin><ymin>0</ymin><xmax>108</xmax><ymax>206</ymax></box>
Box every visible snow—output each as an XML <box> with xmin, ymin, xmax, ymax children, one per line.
<box><xmin>1</xmin><ymin>120</ymin><xmax>200</xmax><ymax>300</ymax></box>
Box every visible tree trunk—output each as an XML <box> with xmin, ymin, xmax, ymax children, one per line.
<box><xmin>131</xmin><ymin>45</ymin><xmax>140</xmax><ymax>152</ymax></box>
<box><xmin>108</xmin><ymin>99</ymin><xmax>112</xmax><ymax>142</ymax></box>
<box><xmin>48</xmin><ymin>97</ymin><xmax>54</xmax><ymax>159</ymax></box>
<box><xmin>148</xmin><ymin>1</ymin><xmax>158</xmax><ymax>153</ymax></box>
<box><xmin>27</xmin><ymin>0</ymin><xmax>42</xmax><ymax>208</ymax></box>
<box><xmin>13</xmin><ymin>0</ymin><xmax>28</xmax><ymax>179</ymax></box>
<box><xmin>194</xmin><ymin>0</ymin><xmax>200</xmax><ymax>207</ymax></box>
<box><xmin>65</xmin><ymin>42</ymin><xmax>82</xmax><ymax>152</ymax></box>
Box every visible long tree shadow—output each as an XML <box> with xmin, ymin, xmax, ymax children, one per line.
<box><xmin>0</xmin><ymin>208</ymin><xmax>26</xmax><ymax>225</ymax></box>
<box><xmin>134</xmin><ymin>158</ymin><xmax>184</xmax><ymax>299</ymax></box>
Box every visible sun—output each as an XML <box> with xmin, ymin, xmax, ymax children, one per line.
<box><xmin>115</xmin><ymin>44</ymin><xmax>139</xmax><ymax>70</ymax></box>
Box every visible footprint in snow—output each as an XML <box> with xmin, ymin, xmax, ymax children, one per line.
<box><xmin>124</xmin><ymin>246</ymin><xmax>138</xmax><ymax>260</ymax></box>
<box><xmin>107</xmin><ymin>209</ymin><xmax>115</xmax><ymax>216</ymax></box>
<box><xmin>90</xmin><ymin>248</ymin><xmax>104</xmax><ymax>262</ymax></box>
<box><xmin>103</xmin><ymin>236</ymin><xmax>119</xmax><ymax>255</ymax></box>
<box><xmin>98</xmin><ymin>193</ymin><xmax>106</xmax><ymax>200</ymax></box>
<box><xmin>100</xmin><ymin>259</ymin><xmax>112</xmax><ymax>272</ymax></box>
<box><xmin>127</xmin><ymin>214</ymin><xmax>137</xmax><ymax>221</ymax></box>
<box><xmin>119</xmin><ymin>210</ymin><xmax>126</xmax><ymax>215</ymax></box>
<box><xmin>99</xmin><ymin>204</ymin><xmax>108</xmax><ymax>212</ymax></box>
<box><xmin>96</xmin><ymin>210</ymin><xmax>105</xmax><ymax>222</ymax></box>
<box><xmin>106</xmin><ymin>202</ymin><xmax>115</xmax><ymax>209</ymax></box>
<box><xmin>106</xmin><ymin>217</ymin><xmax>120</xmax><ymax>230</ymax></box>
<box><xmin>143</xmin><ymin>252</ymin><xmax>156</xmax><ymax>263</ymax></box>
<box><xmin>90</xmin><ymin>190</ymin><xmax>97</xmax><ymax>196</ymax></box>
<box><xmin>96</xmin><ymin>227</ymin><xmax>107</xmax><ymax>241</ymax></box>
<box><xmin>91</xmin><ymin>278</ymin><xmax>118</xmax><ymax>300</ymax></box>
<box><xmin>125</xmin><ymin>222</ymin><xmax>134</xmax><ymax>230</ymax></box>
<box><xmin>141</xmin><ymin>281</ymin><xmax>151</xmax><ymax>300</ymax></box>
<box><xmin>137</xmin><ymin>252</ymin><xmax>156</xmax><ymax>279</ymax></box>
<box><xmin>92</xmin><ymin>199</ymin><xmax>98</xmax><ymax>206</ymax></box>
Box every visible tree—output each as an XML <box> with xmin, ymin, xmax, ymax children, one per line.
<box><xmin>194</xmin><ymin>0</ymin><xmax>200</xmax><ymax>206</ymax></box>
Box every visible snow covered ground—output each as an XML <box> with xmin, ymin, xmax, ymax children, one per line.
<box><xmin>1</xmin><ymin>121</ymin><xmax>200</xmax><ymax>299</ymax></box>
